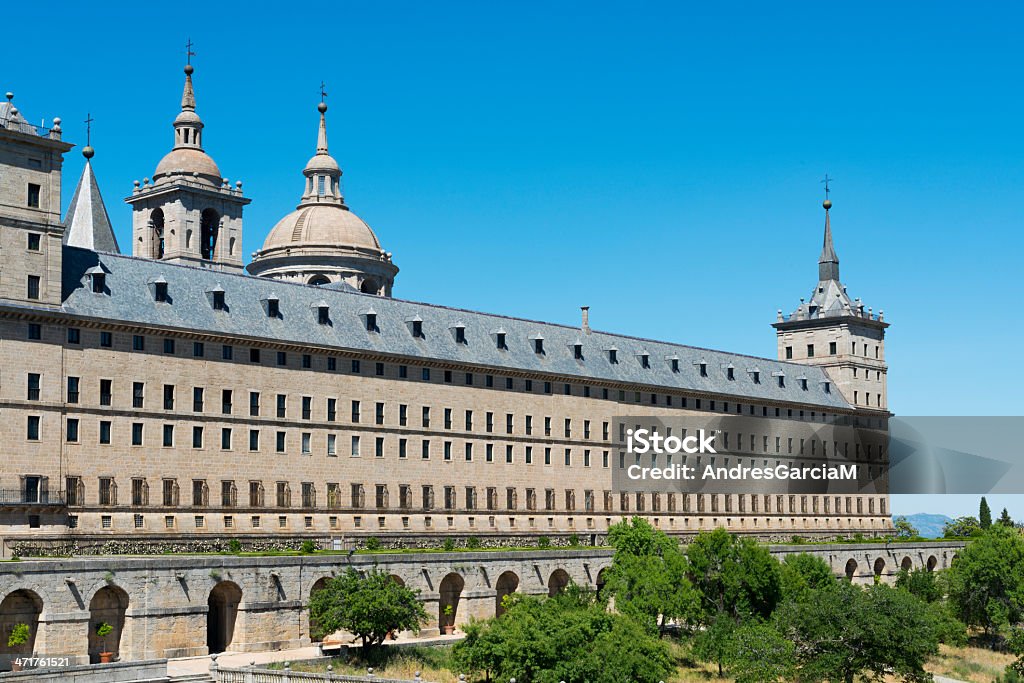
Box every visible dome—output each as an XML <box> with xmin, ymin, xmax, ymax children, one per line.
<box><xmin>153</xmin><ymin>147</ymin><xmax>221</xmax><ymax>184</ymax></box>
<box><xmin>304</xmin><ymin>153</ymin><xmax>340</xmax><ymax>174</ymax></box>
<box><xmin>261</xmin><ymin>205</ymin><xmax>382</xmax><ymax>252</ymax></box>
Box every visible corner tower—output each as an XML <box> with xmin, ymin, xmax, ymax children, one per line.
<box><xmin>772</xmin><ymin>193</ymin><xmax>889</xmax><ymax>410</ymax></box>
<box><xmin>126</xmin><ymin>62</ymin><xmax>249</xmax><ymax>270</ymax></box>
<box><xmin>247</xmin><ymin>98</ymin><xmax>397</xmax><ymax>295</ymax></box>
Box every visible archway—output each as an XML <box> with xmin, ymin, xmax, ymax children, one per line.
<box><xmin>595</xmin><ymin>567</ymin><xmax>609</xmax><ymax>599</ymax></box>
<box><xmin>389</xmin><ymin>575</ymin><xmax>406</xmax><ymax>588</ymax></box>
<box><xmin>844</xmin><ymin>559</ymin><xmax>858</xmax><ymax>582</ymax></box>
<box><xmin>926</xmin><ymin>555</ymin><xmax>938</xmax><ymax>572</ymax></box>
<box><xmin>308</xmin><ymin>577</ymin><xmax>330</xmax><ymax>642</ymax></box>
<box><xmin>438</xmin><ymin>573</ymin><xmax>464</xmax><ymax>632</ymax></box>
<box><xmin>495</xmin><ymin>571</ymin><xmax>519</xmax><ymax>617</ymax></box>
<box><xmin>548</xmin><ymin>569</ymin><xmax>571</xmax><ymax>597</ymax></box>
<box><xmin>207</xmin><ymin>581</ymin><xmax>242</xmax><ymax>653</ymax></box>
<box><xmin>0</xmin><ymin>590</ymin><xmax>42</xmax><ymax>669</ymax></box>
<box><xmin>88</xmin><ymin>585</ymin><xmax>128</xmax><ymax>663</ymax></box>
<box><xmin>873</xmin><ymin>557</ymin><xmax>885</xmax><ymax>580</ymax></box>
<box><xmin>308</xmin><ymin>275</ymin><xmax>330</xmax><ymax>287</ymax></box>
<box><xmin>360</xmin><ymin>278</ymin><xmax>380</xmax><ymax>294</ymax></box>
<box><xmin>901</xmin><ymin>556</ymin><xmax>913</xmax><ymax>571</ymax></box>
<box><xmin>150</xmin><ymin>208</ymin><xmax>165</xmax><ymax>259</ymax></box>
<box><xmin>200</xmin><ymin>209</ymin><xmax>220</xmax><ymax>261</ymax></box>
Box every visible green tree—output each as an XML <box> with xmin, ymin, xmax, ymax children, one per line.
<box><xmin>779</xmin><ymin>552</ymin><xmax>836</xmax><ymax>600</ymax></box>
<box><xmin>895</xmin><ymin>567</ymin><xmax>942</xmax><ymax>603</ymax></box>
<box><xmin>776</xmin><ymin>581</ymin><xmax>938</xmax><ymax>683</ymax></box>
<box><xmin>727</xmin><ymin>621</ymin><xmax>796</xmax><ymax>683</ymax></box>
<box><xmin>943</xmin><ymin>515</ymin><xmax>981</xmax><ymax>538</ymax></box>
<box><xmin>604</xmin><ymin>517</ymin><xmax>700</xmax><ymax>633</ymax></box>
<box><xmin>892</xmin><ymin>516</ymin><xmax>919</xmax><ymax>539</ymax></box>
<box><xmin>981</xmin><ymin>496</ymin><xmax>993</xmax><ymax>529</ymax></box>
<box><xmin>1000</xmin><ymin>508</ymin><xmax>1015</xmax><ymax>527</ymax></box>
<box><xmin>307</xmin><ymin>568</ymin><xmax>427</xmax><ymax>650</ymax></box>
<box><xmin>946</xmin><ymin>525</ymin><xmax>1024</xmax><ymax>647</ymax></box>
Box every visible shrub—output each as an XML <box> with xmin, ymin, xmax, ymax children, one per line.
<box><xmin>301</xmin><ymin>539</ymin><xmax>317</xmax><ymax>554</ymax></box>
<box><xmin>442</xmin><ymin>538</ymin><xmax>456</xmax><ymax>552</ymax></box>
<box><xmin>537</xmin><ymin>535</ymin><xmax>551</xmax><ymax>549</ymax></box>
<box><xmin>364</xmin><ymin>537</ymin><xmax>381</xmax><ymax>551</ymax></box>
<box><xmin>227</xmin><ymin>539</ymin><xmax>242</xmax><ymax>554</ymax></box>
<box><xmin>7</xmin><ymin>623</ymin><xmax>30</xmax><ymax>648</ymax></box>
<box><xmin>465</xmin><ymin>536</ymin><xmax>481</xmax><ymax>550</ymax></box>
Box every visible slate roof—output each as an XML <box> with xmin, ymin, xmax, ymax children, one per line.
<box><xmin>0</xmin><ymin>101</ymin><xmax>40</xmax><ymax>136</ymax></box>
<box><xmin>59</xmin><ymin>246</ymin><xmax>852</xmax><ymax>409</ymax></box>
<box><xmin>62</xmin><ymin>160</ymin><xmax>121</xmax><ymax>253</ymax></box>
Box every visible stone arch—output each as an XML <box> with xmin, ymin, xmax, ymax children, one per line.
<box><xmin>901</xmin><ymin>556</ymin><xmax>913</xmax><ymax>571</ymax></box>
<box><xmin>388</xmin><ymin>574</ymin><xmax>406</xmax><ymax>588</ymax></box>
<box><xmin>595</xmin><ymin>567</ymin><xmax>610</xmax><ymax>599</ymax></box>
<box><xmin>0</xmin><ymin>589</ymin><xmax>42</xmax><ymax>666</ymax></box>
<box><xmin>926</xmin><ymin>555</ymin><xmax>938</xmax><ymax>572</ymax></box>
<box><xmin>207</xmin><ymin>581</ymin><xmax>242</xmax><ymax>654</ymax></box>
<box><xmin>308</xmin><ymin>275</ymin><xmax>330</xmax><ymax>287</ymax></box>
<box><xmin>200</xmin><ymin>208</ymin><xmax>220</xmax><ymax>260</ymax></box>
<box><xmin>438</xmin><ymin>573</ymin><xmax>464</xmax><ymax>632</ymax></box>
<box><xmin>308</xmin><ymin>577</ymin><xmax>330</xmax><ymax>642</ymax></box>
<box><xmin>88</xmin><ymin>585</ymin><xmax>128</xmax><ymax>663</ymax></box>
<box><xmin>873</xmin><ymin>557</ymin><xmax>885</xmax><ymax>579</ymax></box>
<box><xmin>844</xmin><ymin>558</ymin><xmax>858</xmax><ymax>581</ymax></box>
<box><xmin>495</xmin><ymin>571</ymin><xmax>519</xmax><ymax>617</ymax></box>
<box><xmin>150</xmin><ymin>208</ymin><xmax>165</xmax><ymax>259</ymax></box>
<box><xmin>548</xmin><ymin>568</ymin><xmax>571</xmax><ymax>597</ymax></box>
<box><xmin>360</xmin><ymin>278</ymin><xmax>380</xmax><ymax>294</ymax></box>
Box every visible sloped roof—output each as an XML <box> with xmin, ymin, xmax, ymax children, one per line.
<box><xmin>63</xmin><ymin>160</ymin><xmax>120</xmax><ymax>253</ymax></box>
<box><xmin>58</xmin><ymin>247</ymin><xmax>851</xmax><ymax>409</ymax></box>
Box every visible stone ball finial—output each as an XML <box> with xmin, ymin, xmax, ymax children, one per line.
<box><xmin>4</xmin><ymin>92</ymin><xmax>12</xmax><ymax>102</ymax></box>
<box><xmin>53</xmin><ymin>117</ymin><xmax>61</xmax><ymax>126</ymax></box>
<box><xmin>82</xmin><ymin>146</ymin><xmax>95</xmax><ymax>159</ymax></box>
<box><xmin>10</xmin><ymin>107</ymin><xmax>18</xmax><ymax>116</ymax></box>
<box><xmin>823</xmin><ymin>198</ymin><xmax>833</xmax><ymax>210</ymax></box>
<box><xmin>185</xmin><ymin>64</ymin><xmax>194</xmax><ymax>75</ymax></box>
<box><xmin>133</xmin><ymin>180</ymin><xmax>140</xmax><ymax>187</ymax></box>
<box><xmin>236</xmin><ymin>180</ymin><xmax>243</xmax><ymax>189</ymax></box>
<box><xmin>318</xmin><ymin>102</ymin><xmax>328</xmax><ymax>114</ymax></box>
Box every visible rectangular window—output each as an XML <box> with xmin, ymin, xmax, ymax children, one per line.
<box><xmin>351</xmin><ymin>359</ymin><xmax>361</xmax><ymax>374</ymax></box>
<box><xmin>193</xmin><ymin>342</ymin><xmax>205</xmax><ymax>357</ymax></box>
<box><xmin>163</xmin><ymin>424</ymin><xmax>174</xmax><ymax>447</ymax></box>
<box><xmin>399</xmin><ymin>438</ymin><xmax>407</xmax><ymax>459</ymax></box>
<box><xmin>302</xmin><ymin>354</ymin><xmax>312</xmax><ymax>369</ymax></box>
<box><xmin>133</xmin><ymin>335</ymin><xmax>145</xmax><ymax>351</ymax></box>
<box><xmin>27</xmin><ymin>373</ymin><xmax>40</xmax><ymax>401</ymax></box>
<box><xmin>277</xmin><ymin>394</ymin><xmax>287</xmax><ymax>418</ymax></box>
<box><xmin>223</xmin><ymin>344</ymin><xmax>234</xmax><ymax>360</ymax></box>
<box><xmin>67</xmin><ymin>327</ymin><xmax>80</xmax><ymax>344</ymax></box>
<box><xmin>276</xmin><ymin>431</ymin><xmax>286</xmax><ymax>453</ymax></box>
<box><xmin>27</xmin><ymin>183</ymin><xmax>40</xmax><ymax>208</ymax></box>
<box><xmin>131</xmin><ymin>422</ymin><xmax>144</xmax><ymax>446</ymax></box>
<box><xmin>221</xmin><ymin>428</ymin><xmax>232</xmax><ymax>450</ymax></box>
<box><xmin>250</xmin><ymin>348</ymin><xmax>261</xmax><ymax>363</ymax></box>
<box><xmin>27</xmin><ymin>233</ymin><xmax>41</xmax><ymax>251</ymax></box>
<box><xmin>249</xmin><ymin>429</ymin><xmax>260</xmax><ymax>451</ymax></box>
<box><xmin>302</xmin><ymin>396</ymin><xmax>312</xmax><ymax>420</ymax></box>
<box><xmin>27</xmin><ymin>323</ymin><xmax>41</xmax><ymax>340</ymax></box>
<box><xmin>163</xmin><ymin>384</ymin><xmax>175</xmax><ymax>410</ymax></box>
<box><xmin>422</xmin><ymin>406</ymin><xmax>430</xmax><ymax>428</ymax></box>
<box><xmin>327</xmin><ymin>433</ymin><xmax>337</xmax><ymax>456</ymax></box>
<box><xmin>250</xmin><ymin>391</ymin><xmax>260</xmax><ymax>416</ymax></box>
<box><xmin>163</xmin><ymin>338</ymin><xmax>175</xmax><ymax>354</ymax></box>
<box><xmin>66</xmin><ymin>418</ymin><xmax>79</xmax><ymax>442</ymax></box>
<box><xmin>327</xmin><ymin>356</ymin><xmax>337</xmax><ymax>371</ymax></box>
<box><xmin>376</xmin><ymin>437</ymin><xmax>384</xmax><ymax>458</ymax></box>
<box><xmin>100</xmin><ymin>331</ymin><xmax>112</xmax><ymax>347</ymax></box>
<box><xmin>26</xmin><ymin>275</ymin><xmax>40</xmax><ymax>300</ymax></box>
<box><xmin>222</xmin><ymin>389</ymin><xmax>233</xmax><ymax>414</ymax></box>
<box><xmin>192</xmin><ymin>426</ymin><xmax>203</xmax><ymax>448</ymax></box>
<box><xmin>301</xmin><ymin>432</ymin><xmax>311</xmax><ymax>454</ymax></box>
<box><xmin>352</xmin><ymin>400</ymin><xmax>361</xmax><ymax>422</ymax></box>
<box><xmin>351</xmin><ymin>435</ymin><xmax>361</xmax><ymax>457</ymax></box>
<box><xmin>326</xmin><ymin>398</ymin><xmax>337</xmax><ymax>422</ymax></box>
<box><xmin>376</xmin><ymin>402</ymin><xmax>385</xmax><ymax>425</ymax></box>
<box><xmin>99</xmin><ymin>420</ymin><xmax>111</xmax><ymax>444</ymax></box>
<box><xmin>422</xmin><ymin>440</ymin><xmax>430</xmax><ymax>459</ymax></box>
<box><xmin>277</xmin><ymin>351</ymin><xmax>287</xmax><ymax>366</ymax></box>
<box><xmin>193</xmin><ymin>387</ymin><xmax>204</xmax><ymax>412</ymax></box>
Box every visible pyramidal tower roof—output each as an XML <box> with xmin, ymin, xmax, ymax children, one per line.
<box><xmin>63</xmin><ymin>143</ymin><xmax>120</xmax><ymax>253</ymax></box>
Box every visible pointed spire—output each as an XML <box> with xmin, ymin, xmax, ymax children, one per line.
<box><xmin>300</xmin><ymin>95</ymin><xmax>344</xmax><ymax>207</ymax></box>
<box><xmin>317</xmin><ymin>101</ymin><xmax>329</xmax><ymax>154</ymax></box>
<box><xmin>181</xmin><ymin>64</ymin><xmax>196</xmax><ymax>112</ymax></box>
<box><xmin>818</xmin><ymin>185</ymin><xmax>840</xmax><ymax>282</ymax></box>
<box><xmin>63</xmin><ymin>144</ymin><xmax>120</xmax><ymax>253</ymax></box>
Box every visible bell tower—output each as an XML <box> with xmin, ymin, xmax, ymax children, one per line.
<box><xmin>126</xmin><ymin>53</ymin><xmax>249</xmax><ymax>271</ymax></box>
<box><xmin>772</xmin><ymin>189</ymin><xmax>889</xmax><ymax>411</ymax></box>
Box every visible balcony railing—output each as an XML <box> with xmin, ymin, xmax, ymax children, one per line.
<box><xmin>0</xmin><ymin>489</ymin><xmax>65</xmax><ymax>506</ymax></box>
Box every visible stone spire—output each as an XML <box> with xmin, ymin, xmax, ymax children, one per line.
<box><xmin>172</xmin><ymin>64</ymin><xmax>205</xmax><ymax>151</ymax></box>
<box><xmin>63</xmin><ymin>143</ymin><xmax>120</xmax><ymax>253</ymax></box>
<box><xmin>300</xmin><ymin>100</ymin><xmax>345</xmax><ymax>207</ymax></box>
<box><xmin>316</xmin><ymin>101</ymin><xmax>329</xmax><ymax>154</ymax></box>
<box><xmin>818</xmin><ymin>196</ymin><xmax>840</xmax><ymax>281</ymax></box>
<box><xmin>181</xmin><ymin>64</ymin><xmax>197</xmax><ymax>112</ymax></box>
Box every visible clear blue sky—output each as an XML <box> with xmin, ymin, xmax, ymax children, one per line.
<box><xmin>6</xmin><ymin>2</ymin><xmax>1022</xmax><ymax>518</ymax></box>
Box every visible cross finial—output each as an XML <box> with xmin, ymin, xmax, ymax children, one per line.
<box><xmin>320</xmin><ymin>81</ymin><xmax>328</xmax><ymax>103</ymax></box>
<box><xmin>84</xmin><ymin>112</ymin><xmax>94</xmax><ymax>146</ymax></box>
<box><xmin>821</xmin><ymin>173</ymin><xmax>833</xmax><ymax>200</ymax></box>
<box><xmin>185</xmin><ymin>38</ymin><xmax>196</xmax><ymax>65</ymax></box>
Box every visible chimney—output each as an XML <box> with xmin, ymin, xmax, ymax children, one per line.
<box><xmin>580</xmin><ymin>306</ymin><xmax>591</xmax><ymax>334</ymax></box>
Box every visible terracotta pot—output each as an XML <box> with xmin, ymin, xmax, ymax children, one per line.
<box><xmin>10</xmin><ymin>661</ymin><xmax>22</xmax><ymax>672</ymax></box>
<box><xmin>443</xmin><ymin>625</ymin><xmax>455</xmax><ymax>635</ymax></box>
<box><xmin>99</xmin><ymin>652</ymin><xmax>114</xmax><ymax>664</ymax></box>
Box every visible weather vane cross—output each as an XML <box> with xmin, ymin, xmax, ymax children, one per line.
<box><xmin>185</xmin><ymin>38</ymin><xmax>196</xmax><ymax>65</ymax></box>
<box><xmin>84</xmin><ymin>112</ymin><xmax>94</xmax><ymax>146</ymax></box>
<box><xmin>320</xmin><ymin>81</ymin><xmax>328</xmax><ymax>103</ymax></box>
<box><xmin>821</xmin><ymin>173</ymin><xmax>833</xmax><ymax>200</ymax></box>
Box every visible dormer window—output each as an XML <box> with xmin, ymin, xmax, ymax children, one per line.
<box><xmin>91</xmin><ymin>273</ymin><xmax>105</xmax><ymax>294</ymax></box>
<box><xmin>411</xmin><ymin>319</ymin><xmax>424</xmax><ymax>339</ymax></box>
<box><xmin>315</xmin><ymin>303</ymin><xmax>330</xmax><ymax>325</ymax></box>
<box><xmin>699</xmin><ymin>362</ymin><xmax>707</xmax><ymax>377</ymax></box>
<box><xmin>533</xmin><ymin>337</ymin><xmax>545</xmax><ymax>354</ymax></box>
<box><xmin>669</xmin><ymin>356</ymin><xmax>680</xmax><ymax>373</ymax></box>
<box><xmin>751</xmin><ymin>370</ymin><xmax>761</xmax><ymax>384</ymax></box>
<box><xmin>608</xmin><ymin>348</ymin><xmax>618</xmax><ymax>364</ymax></box>
<box><xmin>364</xmin><ymin>310</ymin><xmax>378</xmax><ymax>332</ymax></box>
<box><xmin>267</xmin><ymin>298</ymin><xmax>280</xmax><ymax>318</ymax></box>
<box><xmin>799</xmin><ymin>377</ymin><xmax>809</xmax><ymax>391</ymax></box>
<box><xmin>495</xmin><ymin>331</ymin><xmax>507</xmax><ymax>350</ymax></box>
<box><xmin>453</xmin><ymin>325</ymin><xmax>467</xmax><ymax>345</ymax></box>
<box><xmin>823</xmin><ymin>381</ymin><xmax>831</xmax><ymax>394</ymax></box>
<box><xmin>726</xmin><ymin>366</ymin><xmax>735</xmax><ymax>381</ymax></box>
<box><xmin>572</xmin><ymin>342</ymin><xmax>583</xmax><ymax>360</ymax></box>
<box><xmin>208</xmin><ymin>286</ymin><xmax>226</xmax><ymax>311</ymax></box>
<box><xmin>154</xmin><ymin>281</ymin><xmax>168</xmax><ymax>302</ymax></box>
<box><xmin>638</xmin><ymin>352</ymin><xmax>650</xmax><ymax>369</ymax></box>
<box><xmin>776</xmin><ymin>374</ymin><xmax>785</xmax><ymax>388</ymax></box>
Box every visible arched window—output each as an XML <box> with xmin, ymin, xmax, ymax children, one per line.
<box><xmin>151</xmin><ymin>208</ymin><xmax>165</xmax><ymax>259</ymax></box>
<box><xmin>308</xmin><ymin>275</ymin><xmax>330</xmax><ymax>287</ymax></box>
<box><xmin>200</xmin><ymin>209</ymin><xmax>219</xmax><ymax>260</ymax></box>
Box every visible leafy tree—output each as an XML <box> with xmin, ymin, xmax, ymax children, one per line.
<box><xmin>727</xmin><ymin>620</ymin><xmax>796</xmax><ymax>683</ymax></box>
<box><xmin>308</xmin><ymin>568</ymin><xmax>427</xmax><ymax>650</ymax></box>
<box><xmin>946</xmin><ymin>525</ymin><xmax>1024</xmax><ymax>647</ymax></box>
<box><xmin>981</xmin><ymin>496</ymin><xmax>993</xmax><ymax>529</ymax></box>
<box><xmin>6</xmin><ymin>622</ymin><xmax>30</xmax><ymax>649</ymax></box>
<box><xmin>1001</xmin><ymin>508</ymin><xmax>1015</xmax><ymax>527</ymax></box>
<box><xmin>943</xmin><ymin>515</ymin><xmax>981</xmax><ymax>538</ymax></box>
<box><xmin>779</xmin><ymin>552</ymin><xmax>836</xmax><ymax>600</ymax></box>
<box><xmin>925</xmin><ymin>600</ymin><xmax>968</xmax><ymax>647</ymax></box>
<box><xmin>895</xmin><ymin>567</ymin><xmax>942</xmax><ymax>603</ymax></box>
<box><xmin>892</xmin><ymin>516</ymin><xmax>919</xmax><ymax>539</ymax></box>
<box><xmin>776</xmin><ymin>581</ymin><xmax>938</xmax><ymax>683</ymax></box>
<box><xmin>604</xmin><ymin>517</ymin><xmax>700</xmax><ymax>633</ymax></box>
<box><xmin>453</xmin><ymin>586</ymin><xmax>672</xmax><ymax>683</ymax></box>
<box><xmin>687</xmin><ymin>528</ymin><xmax>782</xmax><ymax>622</ymax></box>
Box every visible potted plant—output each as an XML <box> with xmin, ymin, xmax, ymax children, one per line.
<box><xmin>7</xmin><ymin>623</ymin><xmax>30</xmax><ymax>671</ymax></box>
<box><xmin>442</xmin><ymin>605</ymin><xmax>455</xmax><ymax>635</ymax></box>
<box><xmin>96</xmin><ymin>621</ymin><xmax>114</xmax><ymax>663</ymax></box>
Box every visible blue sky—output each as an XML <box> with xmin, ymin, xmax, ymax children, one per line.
<box><xmin>6</xmin><ymin>2</ymin><xmax>1021</xmax><ymax>518</ymax></box>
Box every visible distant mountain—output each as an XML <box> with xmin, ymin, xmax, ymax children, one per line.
<box><xmin>897</xmin><ymin>513</ymin><xmax>953</xmax><ymax>539</ymax></box>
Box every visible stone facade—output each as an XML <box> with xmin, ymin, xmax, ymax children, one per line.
<box><xmin>0</xmin><ymin>543</ymin><xmax>963</xmax><ymax>665</ymax></box>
